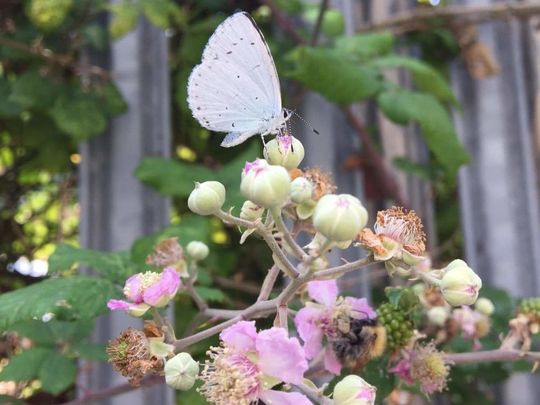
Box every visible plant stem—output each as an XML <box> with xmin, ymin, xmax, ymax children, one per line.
<box><xmin>310</xmin><ymin>0</ymin><xmax>330</xmax><ymax>46</ymax></box>
<box><xmin>444</xmin><ymin>349</ymin><xmax>540</xmax><ymax>364</ymax></box>
<box><xmin>270</xmin><ymin>207</ymin><xmax>309</xmax><ymax>261</ymax></box>
<box><xmin>313</xmin><ymin>256</ymin><xmax>377</xmax><ymax>279</ymax></box>
<box><xmin>257</xmin><ymin>265</ymin><xmax>280</xmax><ymax>301</ymax></box>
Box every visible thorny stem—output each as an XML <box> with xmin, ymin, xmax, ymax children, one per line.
<box><xmin>217</xmin><ymin>209</ymin><xmax>300</xmax><ymax>278</ymax></box>
<box><xmin>270</xmin><ymin>207</ymin><xmax>309</xmax><ymax>261</ymax></box>
<box><xmin>257</xmin><ymin>265</ymin><xmax>280</xmax><ymax>301</ymax></box>
<box><xmin>186</xmin><ymin>261</ymin><xmax>209</xmax><ymax>311</ymax></box>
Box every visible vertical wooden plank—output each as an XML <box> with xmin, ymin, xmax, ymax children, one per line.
<box><xmin>450</xmin><ymin>1</ymin><xmax>540</xmax><ymax>403</ymax></box>
<box><xmin>79</xmin><ymin>14</ymin><xmax>172</xmax><ymax>405</ymax></box>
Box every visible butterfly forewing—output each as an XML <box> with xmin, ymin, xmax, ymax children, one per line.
<box><xmin>187</xmin><ymin>12</ymin><xmax>282</xmax><ymax>139</ymax></box>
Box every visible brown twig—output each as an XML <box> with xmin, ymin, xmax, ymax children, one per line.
<box><xmin>260</xmin><ymin>0</ymin><xmax>306</xmax><ymax>44</ymax></box>
<box><xmin>60</xmin><ymin>376</ymin><xmax>164</xmax><ymax>405</ymax></box>
<box><xmin>310</xmin><ymin>0</ymin><xmax>330</xmax><ymax>46</ymax></box>
<box><xmin>0</xmin><ymin>36</ymin><xmax>72</xmax><ymax>66</ymax></box>
<box><xmin>357</xmin><ymin>2</ymin><xmax>540</xmax><ymax>33</ymax></box>
<box><xmin>444</xmin><ymin>349</ymin><xmax>540</xmax><ymax>365</ymax></box>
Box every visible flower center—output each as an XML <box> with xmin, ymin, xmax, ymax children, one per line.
<box><xmin>374</xmin><ymin>207</ymin><xmax>426</xmax><ymax>255</ymax></box>
<box><xmin>123</xmin><ymin>271</ymin><xmax>160</xmax><ymax>298</ymax></box>
<box><xmin>199</xmin><ymin>346</ymin><xmax>261</xmax><ymax>405</ymax></box>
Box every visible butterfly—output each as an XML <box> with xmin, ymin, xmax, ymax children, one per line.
<box><xmin>187</xmin><ymin>11</ymin><xmax>289</xmax><ymax>148</ymax></box>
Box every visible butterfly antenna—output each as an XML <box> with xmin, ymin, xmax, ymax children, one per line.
<box><xmin>285</xmin><ymin>109</ymin><xmax>320</xmax><ymax>135</ymax></box>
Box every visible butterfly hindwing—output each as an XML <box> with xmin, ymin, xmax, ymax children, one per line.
<box><xmin>187</xmin><ymin>12</ymin><xmax>282</xmax><ymax>143</ymax></box>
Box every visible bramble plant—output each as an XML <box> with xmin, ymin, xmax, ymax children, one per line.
<box><xmin>95</xmin><ymin>134</ymin><xmax>534</xmax><ymax>404</ymax></box>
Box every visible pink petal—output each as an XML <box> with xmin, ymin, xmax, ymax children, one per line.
<box><xmin>255</xmin><ymin>327</ymin><xmax>308</xmax><ymax>385</ymax></box>
<box><xmin>124</xmin><ymin>274</ymin><xmax>143</xmax><ymax>303</ymax></box>
<box><xmin>294</xmin><ymin>307</ymin><xmax>324</xmax><ymax>359</ymax></box>
<box><xmin>307</xmin><ymin>280</ymin><xmax>338</xmax><ymax>306</ymax></box>
<box><xmin>107</xmin><ymin>299</ymin><xmax>131</xmax><ymax>310</ymax></box>
<box><xmin>346</xmin><ymin>297</ymin><xmax>377</xmax><ymax>320</ymax></box>
<box><xmin>260</xmin><ymin>390</ymin><xmax>313</xmax><ymax>405</ymax></box>
<box><xmin>220</xmin><ymin>321</ymin><xmax>257</xmax><ymax>353</ymax></box>
<box><xmin>323</xmin><ymin>348</ymin><xmax>342</xmax><ymax>375</ymax></box>
<box><xmin>143</xmin><ymin>268</ymin><xmax>180</xmax><ymax>306</ymax></box>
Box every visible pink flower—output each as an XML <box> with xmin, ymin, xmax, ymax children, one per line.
<box><xmin>199</xmin><ymin>321</ymin><xmax>312</xmax><ymax>405</ymax></box>
<box><xmin>107</xmin><ymin>267</ymin><xmax>180</xmax><ymax>316</ymax></box>
<box><xmin>294</xmin><ymin>279</ymin><xmax>376</xmax><ymax>375</ymax></box>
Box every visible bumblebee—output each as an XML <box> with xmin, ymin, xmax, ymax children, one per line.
<box><xmin>331</xmin><ymin>316</ymin><xmax>387</xmax><ymax>371</ymax></box>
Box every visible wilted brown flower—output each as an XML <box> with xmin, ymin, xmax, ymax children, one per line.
<box><xmin>107</xmin><ymin>328</ymin><xmax>163</xmax><ymax>386</ymax></box>
<box><xmin>303</xmin><ymin>167</ymin><xmax>336</xmax><ymax>201</ymax></box>
<box><xmin>146</xmin><ymin>237</ymin><xmax>187</xmax><ymax>276</ymax></box>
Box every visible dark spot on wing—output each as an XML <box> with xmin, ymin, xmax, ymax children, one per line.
<box><xmin>233</xmin><ymin>43</ymin><xmax>237</xmax><ymax>46</ymax></box>
<box><xmin>255</xmin><ymin>97</ymin><xmax>259</xmax><ymax>100</ymax></box>
<box><xmin>240</xmin><ymin>37</ymin><xmax>243</xmax><ymax>40</ymax></box>
<box><xmin>226</xmin><ymin>51</ymin><xmax>232</xmax><ymax>55</ymax></box>
<box><xmin>250</xmin><ymin>42</ymin><xmax>255</xmax><ymax>45</ymax></box>
<box><xmin>237</xmin><ymin>75</ymin><xmax>240</xmax><ymax>78</ymax></box>
<box><xmin>232</xmin><ymin>123</ymin><xmax>235</xmax><ymax>128</ymax></box>
<box><xmin>197</xmin><ymin>107</ymin><xmax>201</xmax><ymax>110</ymax></box>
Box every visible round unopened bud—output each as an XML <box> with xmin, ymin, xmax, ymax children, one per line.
<box><xmin>440</xmin><ymin>259</ymin><xmax>482</xmax><ymax>307</ymax></box>
<box><xmin>164</xmin><ymin>352</ymin><xmax>199</xmax><ymax>391</ymax></box>
<box><xmin>290</xmin><ymin>177</ymin><xmax>313</xmax><ymax>204</ymax></box>
<box><xmin>334</xmin><ymin>375</ymin><xmax>376</xmax><ymax>405</ymax></box>
<box><xmin>427</xmin><ymin>306</ymin><xmax>449</xmax><ymax>327</ymax></box>
<box><xmin>240</xmin><ymin>200</ymin><xmax>264</xmax><ymax>221</ymax></box>
<box><xmin>312</xmin><ymin>194</ymin><xmax>368</xmax><ymax>242</ymax></box>
<box><xmin>475</xmin><ymin>297</ymin><xmax>495</xmax><ymax>316</ymax></box>
<box><xmin>188</xmin><ymin>181</ymin><xmax>225</xmax><ymax>216</ymax></box>
<box><xmin>240</xmin><ymin>159</ymin><xmax>291</xmax><ymax>208</ymax></box>
<box><xmin>263</xmin><ymin>136</ymin><xmax>305</xmax><ymax>169</ymax></box>
<box><xmin>186</xmin><ymin>241</ymin><xmax>209</xmax><ymax>261</ymax></box>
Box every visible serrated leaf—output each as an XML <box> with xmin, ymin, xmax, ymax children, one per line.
<box><xmin>72</xmin><ymin>343</ymin><xmax>107</xmax><ymax>361</ymax></box>
<box><xmin>0</xmin><ymin>277</ymin><xmax>118</xmax><ymax>331</ymax></box>
<box><xmin>50</xmin><ymin>92</ymin><xmax>107</xmax><ymax>140</ymax></box>
<box><xmin>194</xmin><ymin>286</ymin><xmax>226</xmax><ymax>303</ymax></box>
<box><xmin>48</xmin><ymin>244</ymin><xmax>139</xmax><ymax>283</ymax></box>
<box><xmin>377</xmin><ymin>90</ymin><xmax>469</xmax><ymax>174</ymax></box>
<box><xmin>11</xmin><ymin>320</ymin><xmax>56</xmax><ymax>346</ymax></box>
<box><xmin>369</xmin><ymin>55</ymin><xmax>456</xmax><ymax>104</ymax></box>
<box><xmin>48</xmin><ymin>319</ymin><xmax>94</xmax><ymax>343</ymax></box>
<box><xmin>336</xmin><ymin>32</ymin><xmax>394</xmax><ymax>59</ymax></box>
<box><xmin>8</xmin><ymin>72</ymin><xmax>58</xmax><ymax>109</ymax></box>
<box><xmin>0</xmin><ymin>348</ymin><xmax>51</xmax><ymax>381</ymax></box>
<box><xmin>39</xmin><ymin>352</ymin><xmax>76</xmax><ymax>394</ymax></box>
<box><xmin>288</xmin><ymin>47</ymin><xmax>381</xmax><ymax>105</ymax></box>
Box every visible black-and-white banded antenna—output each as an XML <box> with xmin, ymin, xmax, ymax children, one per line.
<box><xmin>284</xmin><ymin>108</ymin><xmax>320</xmax><ymax>136</ymax></box>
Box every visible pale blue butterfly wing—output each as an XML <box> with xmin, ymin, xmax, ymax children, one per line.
<box><xmin>187</xmin><ymin>12</ymin><xmax>283</xmax><ymax>147</ymax></box>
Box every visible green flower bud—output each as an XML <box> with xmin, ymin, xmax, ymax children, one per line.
<box><xmin>188</xmin><ymin>181</ymin><xmax>225</xmax><ymax>216</ymax></box>
<box><xmin>290</xmin><ymin>177</ymin><xmax>313</xmax><ymax>204</ymax></box>
<box><xmin>240</xmin><ymin>200</ymin><xmax>264</xmax><ymax>221</ymax></box>
<box><xmin>312</xmin><ymin>194</ymin><xmax>368</xmax><ymax>242</ymax></box>
<box><xmin>27</xmin><ymin>0</ymin><xmax>73</xmax><ymax>31</ymax></box>
<box><xmin>164</xmin><ymin>352</ymin><xmax>199</xmax><ymax>391</ymax></box>
<box><xmin>263</xmin><ymin>136</ymin><xmax>305</xmax><ymax>169</ymax></box>
<box><xmin>440</xmin><ymin>259</ymin><xmax>482</xmax><ymax>307</ymax></box>
<box><xmin>427</xmin><ymin>306</ymin><xmax>449</xmax><ymax>327</ymax></box>
<box><xmin>186</xmin><ymin>241</ymin><xmax>209</xmax><ymax>261</ymax></box>
<box><xmin>475</xmin><ymin>297</ymin><xmax>494</xmax><ymax>316</ymax></box>
<box><xmin>240</xmin><ymin>159</ymin><xmax>291</xmax><ymax>209</ymax></box>
<box><xmin>334</xmin><ymin>375</ymin><xmax>376</xmax><ymax>405</ymax></box>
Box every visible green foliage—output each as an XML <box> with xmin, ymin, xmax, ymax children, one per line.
<box><xmin>362</xmin><ymin>357</ymin><xmax>396</xmax><ymax>404</ymax></box>
<box><xmin>0</xmin><ymin>347</ymin><xmax>50</xmax><ymax>382</ymax></box>
<box><xmin>49</xmin><ymin>244</ymin><xmax>141</xmax><ymax>284</ymax></box>
<box><xmin>335</xmin><ymin>33</ymin><xmax>395</xmax><ymax>59</ymax></box>
<box><xmin>302</xmin><ymin>7</ymin><xmax>344</xmax><ymax>37</ymax></box>
<box><xmin>135</xmin><ymin>143</ymin><xmax>259</xmax><ymax>210</ymax></box>
<box><xmin>377</xmin><ymin>90</ymin><xmax>469</xmax><ymax>174</ymax></box>
<box><xmin>288</xmin><ymin>47</ymin><xmax>381</xmax><ymax>105</ymax></box>
<box><xmin>0</xmin><ymin>277</ymin><xmax>118</xmax><ymax>331</ymax></box>
<box><xmin>195</xmin><ymin>286</ymin><xmax>227</xmax><ymax>303</ymax></box>
<box><xmin>39</xmin><ymin>352</ymin><xmax>77</xmax><ymax>394</ymax></box>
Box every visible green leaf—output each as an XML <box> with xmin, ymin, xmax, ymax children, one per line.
<box><xmin>130</xmin><ymin>216</ymin><xmax>211</xmax><ymax>264</ymax></box>
<box><xmin>377</xmin><ymin>90</ymin><xmax>469</xmax><ymax>174</ymax></box>
<box><xmin>141</xmin><ymin>0</ymin><xmax>182</xmax><ymax>29</ymax></box>
<box><xmin>0</xmin><ymin>277</ymin><xmax>118</xmax><ymax>331</ymax></box>
<box><xmin>0</xmin><ymin>395</ymin><xmax>23</xmax><ymax>404</ymax></box>
<box><xmin>303</xmin><ymin>7</ymin><xmax>344</xmax><ymax>37</ymax></box>
<box><xmin>39</xmin><ymin>352</ymin><xmax>76</xmax><ymax>394</ymax></box>
<box><xmin>48</xmin><ymin>244</ymin><xmax>139</xmax><ymax>283</ymax></box>
<box><xmin>95</xmin><ymin>83</ymin><xmax>127</xmax><ymax>116</ymax></box>
<box><xmin>288</xmin><ymin>47</ymin><xmax>381</xmax><ymax>105</ymax></box>
<box><xmin>48</xmin><ymin>319</ymin><xmax>95</xmax><ymax>343</ymax></box>
<box><xmin>362</xmin><ymin>356</ymin><xmax>396</xmax><ymax>403</ymax></box>
<box><xmin>135</xmin><ymin>143</ymin><xmax>258</xmax><ymax>209</ymax></box>
<box><xmin>195</xmin><ymin>286</ymin><xmax>227</xmax><ymax>303</ymax></box>
<box><xmin>0</xmin><ymin>348</ymin><xmax>50</xmax><ymax>381</ymax></box>
<box><xmin>384</xmin><ymin>287</ymin><xmax>419</xmax><ymax>312</ymax></box>
<box><xmin>50</xmin><ymin>91</ymin><xmax>107</xmax><ymax>140</ymax></box>
<box><xmin>11</xmin><ymin>320</ymin><xmax>56</xmax><ymax>346</ymax></box>
<box><xmin>336</xmin><ymin>32</ymin><xmax>394</xmax><ymax>59</ymax></box>
<box><xmin>108</xmin><ymin>1</ymin><xmax>140</xmax><ymax>39</ymax></box>
<box><xmin>72</xmin><ymin>343</ymin><xmax>107</xmax><ymax>361</ymax></box>
<box><xmin>0</xmin><ymin>79</ymin><xmax>23</xmax><ymax>117</ymax></box>
<box><xmin>8</xmin><ymin>72</ymin><xmax>58</xmax><ymax>109</ymax></box>
<box><xmin>369</xmin><ymin>55</ymin><xmax>456</xmax><ymax>104</ymax></box>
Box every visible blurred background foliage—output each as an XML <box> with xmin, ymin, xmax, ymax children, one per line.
<box><xmin>0</xmin><ymin>0</ymin><xmax>532</xmax><ymax>404</ymax></box>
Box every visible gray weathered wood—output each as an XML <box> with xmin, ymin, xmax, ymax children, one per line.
<box><xmin>78</xmin><ymin>15</ymin><xmax>173</xmax><ymax>405</ymax></box>
<box><xmin>451</xmin><ymin>1</ymin><xmax>540</xmax><ymax>403</ymax></box>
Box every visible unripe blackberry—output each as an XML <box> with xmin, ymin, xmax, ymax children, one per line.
<box><xmin>518</xmin><ymin>298</ymin><xmax>540</xmax><ymax>322</ymax></box>
<box><xmin>377</xmin><ymin>303</ymin><xmax>414</xmax><ymax>351</ymax></box>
